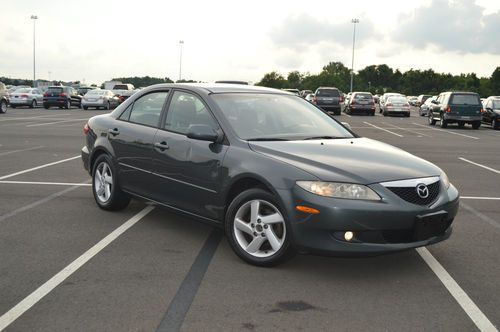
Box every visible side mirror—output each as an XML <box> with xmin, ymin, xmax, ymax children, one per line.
<box><xmin>341</xmin><ymin>122</ymin><xmax>351</xmax><ymax>130</ymax></box>
<box><xmin>187</xmin><ymin>124</ymin><xmax>221</xmax><ymax>142</ymax></box>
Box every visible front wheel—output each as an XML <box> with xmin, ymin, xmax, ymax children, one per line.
<box><xmin>428</xmin><ymin>113</ymin><xmax>436</xmax><ymax>125</ymax></box>
<box><xmin>225</xmin><ymin>188</ymin><xmax>295</xmax><ymax>267</ymax></box>
<box><xmin>31</xmin><ymin>100</ymin><xmax>37</xmax><ymax>108</ymax></box>
<box><xmin>92</xmin><ymin>154</ymin><xmax>130</xmax><ymax>210</ymax></box>
<box><xmin>65</xmin><ymin>100</ymin><xmax>71</xmax><ymax>109</ymax></box>
<box><xmin>492</xmin><ymin>119</ymin><xmax>499</xmax><ymax>130</ymax></box>
<box><xmin>440</xmin><ymin>114</ymin><xmax>448</xmax><ymax>128</ymax></box>
<box><xmin>0</xmin><ymin>100</ymin><xmax>7</xmax><ymax>113</ymax></box>
<box><xmin>471</xmin><ymin>121</ymin><xmax>480</xmax><ymax>129</ymax></box>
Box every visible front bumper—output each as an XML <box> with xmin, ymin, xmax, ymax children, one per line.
<box><xmin>279</xmin><ymin>182</ymin><xmax>459</xmax><ymax>256</ymax></box>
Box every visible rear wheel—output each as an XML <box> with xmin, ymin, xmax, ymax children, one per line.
<box><xmin>83</xmin><ymin>106</ymin><xmax>88</xmax><ymax>110</ymax></box>
<box><xmin>225</xmin><ymin>188</ymin><xmax>295</xmax><ymax>267</ymax></box>
<box><xmin>492</xmin><ymin>119</ymin><xmax>499</xmax><ymax>130</ymax></box>
<box><xmin>440</xmin><ymin>114</ymin><xmax>448</xmax><ymax>128</ymax></box>
<box><xmin>92</xmin><ymin>154</ymin><xmax>130</xmax><ymax>211</ymax></box>
<box><xmin>106</xmin><ymin>102</ymin><xmax>111</xmax><ymax>110</ymax></box>
<box><xmin>471</xmin><ymin>121</ymin><xmax>481</xmax><ymax>129</ymax></box>
<box><xmin>43</xmin><ymin>104</ymin><xmax>49</xmax><ymax>109</ymax></box>
<box><xmin>0</xmin><ymin>100</ymin><xmax>7</xmax><ymax>113</ymax></box>
<box><xmin>30</xmin><ymin>100</ymin><xmax>37</xmax><ymax>108</ymax></box>
<box><xmin>65</xmin><ymin>100</ymin><xmax>71</xmax><ymax>109</ymax></box>
<box><xmin>458</xmin><ymin>121</ymin><xmax>465</xmax><ymax>128</ymax></box>
<box><xmin>428</xmin><ymin>113</ymin><xmax>436</xmax><ymax>125</ymax></box>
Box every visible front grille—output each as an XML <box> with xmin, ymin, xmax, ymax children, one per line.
<box><xmin>387</xmin><ymin>181</ymin><xmax>440</xmax><ymax>206</ymax></box>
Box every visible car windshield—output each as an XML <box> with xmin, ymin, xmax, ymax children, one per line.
<box><xmin>212</xmin><ymin>93</ymin><xmax>354</xmax><ymax>140</ymax></box>
<box><xmin>450</xmin><ymin>94</ymin><xmax>480</xmax><ymax>105</ymax></box>
<box><xmin>316</xmin><ymin>89</ymin><xmax>339</xmax><ymax>97</ymax></box>
<box><xmin>48</xmin><ymin>87</ymin><xmax>63</xmax><ymax>93</ymax></box>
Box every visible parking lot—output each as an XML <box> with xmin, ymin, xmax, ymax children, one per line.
<box><xmin>0</xmin><ymin>105</ymin><xmax>499</xmax><ymax>331</ymax></box>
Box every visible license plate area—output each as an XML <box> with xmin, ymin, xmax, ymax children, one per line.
<box><xmin>413</xmin><ymin>211</ymin><xmax>449</xmax><ymax>241</ymax></box>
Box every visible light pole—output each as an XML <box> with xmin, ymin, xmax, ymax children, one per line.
<box><xmin>31</xmin><ymin>15</ymin><xmax>38</xmax><ymax>87</ymax></box>
<box><xmin>178</xmin><ymin>40</ymin><xmax>184</xmax><ymax>82</ymax></box>
<box><xmin>350</xmin><ymin>18</ymin><xmax>359</xmax><ymax>93</ymax></box>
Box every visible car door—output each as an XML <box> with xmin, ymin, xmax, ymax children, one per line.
<box><xmin>150</xmin><ymin>90</ymin><xmax>228</xmax><ymax>220</ymax></box>
<box><xmin>483</xmin><ymin>100</ymin><xmax>492</xmax><ymax>123</ymax></box>
<box><xmin>109</xmin><ymin>90</ymin><xmax>169</xmax><ymax>197</ymax></box>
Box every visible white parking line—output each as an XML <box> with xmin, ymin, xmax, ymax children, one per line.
<box><xmin>0</xmin><ymin>114</ymin><xmax>73</xmax><ymax>122</ymax></box>
<box><xmin>412</xmin><ymin>123</ymin><xmax>479</xmax><ymax>140</ymax></box>
<box><xmin>416</xmin><ymin>248</ymin><xmax>498</xmax><ymax>332</ymax></box>
<box><xmin>461</xmin><ymin>196</ymin><xmax>500</xmax><ymax>200</ymax></box>
<box><xmin>383</xmin><ymin>122</ymin><xmax>431</xmax><ymax>137</ymax></box>
<box><xmin>363</xmin><ymin>122</ymin><xmax>404</xmax><ymax>137</ymax></box>
<box><xmin>0</xmin><ymin>205</ymin><xmax>155</xmax><ymax>331</ymax></box>
<box><xmin>459</xmin><ymin>157</ymin><xmax>500</xmax><ymax>175</ymax></box>
<box><xmin>0</xmin><ymin>180</ymin><xmax>91</xmax><ymax>186</ymax></box>
<box><xmin>27</xmin><ymin>118</ymin><xmax>89</xmax><ymax>127</ymax></box>
<box><xmin>0</xmin><ymin>155</ymin><xmax>80</xmax><ymax>180</ymax></box>
<box><xmin>0</xmin><ymin>146</ymin><xmax>44</xmax><ymax>157</ymax></box>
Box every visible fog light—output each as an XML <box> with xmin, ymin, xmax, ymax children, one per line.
<box><xmin>344</xmin><ymin>231</ymin><xmax>354</xmax><ymax>241</ymax></box>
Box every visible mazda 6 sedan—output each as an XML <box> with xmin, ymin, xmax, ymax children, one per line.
<box><xmin>81</xmin><ymin>84</ymin><xmax>459</xmax><ymax>266</ymax></box>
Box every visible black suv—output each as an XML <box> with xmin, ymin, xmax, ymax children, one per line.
<box><xmin>43</xmin><ymin>86</ymin><xmax>82</xmax><ymax>109</ymax></box>
<box><xmin>428</xmin><ymin>92</ymin><xmax>482</xmax><ymax>129</ymax></box>
<box><xmin>482</xmin><ymin>96</ymin><xmax>500</xmax><ymax>129</ymax></box>
<box><xmin>313</xmin><ymin>87</ymin><xmax>343</xmax><ymax>115</ymax></box>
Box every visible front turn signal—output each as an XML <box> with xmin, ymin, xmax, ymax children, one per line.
<box><xmin>295</xmin><ymin>205</ymin><xmax>320</xmax><ymax>214</ymax></box>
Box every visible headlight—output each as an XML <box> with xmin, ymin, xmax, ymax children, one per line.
<box><xmin>441</xmin><ymin>172</ymin><xmax>450</xmax><ymax>189</ymax></box>
<box><xmin>297</xmin><ymin>181</ymin><xmax>381</xmax><ymax>201</ymax></box>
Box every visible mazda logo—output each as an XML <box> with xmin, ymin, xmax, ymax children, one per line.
<box><xmin>416</xmin><ymin>183</ymin><xmax>429</xmax><ymax>199</ymax></box>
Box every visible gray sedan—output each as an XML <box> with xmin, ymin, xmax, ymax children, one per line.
<box><xmin>9</xmin><ymin>88</ymin><xmax>43</xmax><ymax>108</ymax></box>
<box><xmin>81</xmin><ymin>84</ymin><xmax>459</xmax><ymax>266</ymax></box>
<box><xmin>81</xmin><ymin>89</ymin><xmax>120</xmax><ymax>110</ymax></box>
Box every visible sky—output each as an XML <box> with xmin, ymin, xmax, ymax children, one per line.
<box><xmin>1</xmin><ymin>0</ymin><xmax>500</xmax><ymax>85</ymax></box>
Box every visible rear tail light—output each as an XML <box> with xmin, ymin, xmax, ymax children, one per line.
<box><xmin>312</xmin><ymin>97</ymin><xmax>317</xmax><ymax>104</ymax></box>
<box><xmin>386</xmin><ymin>103</ymin><xmax>393</xmax><ymax>107</ymax></box>
<box><xmin>21</xmin><ymin>94</ymin><xmax>28</xmax><ymax>98</ymax></box>
<box><xmin>446</xmin><ymin>106</ymin><xmax>451</xmax><ymax>113</ymax></box>
<box><xmin>59</xmin><ymin>93</ymin><xmax>67</xmax><ymax>97</ymax></box>
<box><xmin>83</xmin><ymin>123</ymin><xmax>90</xmax><ymax>135</ymax></box>
<box><xmin>43</xmin><ymin>93</ymin><xmax>48</xmax><ymax>97</ymax></box>
<box><xmin>480</xmin><ymin>108</ymin><xmax>484</xmax><ymax>113</ymax></box>
<box><xmin>339</xmin><ymin>96</ymin><xmax>344</xmax><ymax>102</ymax></box>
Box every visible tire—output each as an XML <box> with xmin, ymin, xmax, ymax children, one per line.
<box><xmin>440</xmin><ymin>114</ymin><xmax>447</xmax><ymax>128</ymax></box>
<box><xmin>83</xmin><ymin>106</ymin><xmax>88</xmax><ymax>110</ymax></box>
<box><xmin>406</xmin><ymin>112</ymin><xmax>410</xmax><ymax>117</ymax></box>
<box><xmin>225</xmin><ymin>188</ymin><xmax>295</xmax><ymax>267</ymax></box>
<box><xmin>106</xmin><ymin>102</ymin><xmax>111</xmax><ymax>110</ymax></box>
<box><xmin>383</xmin><ymin>112</ymin><xmax>387</xmax><ymax>116</ymax></box>
<box><xmin>458</xmin><ymin>121</ymin><xmax>465</xmax><ymax>128</ymax></box>
<box><xmin>44</xmin><ymin>104</ymin><xmax>49</xmax><ymax>109</ymax></box>
<box><xmin>30</xmin><ymin>100</ymin><xmax>37</xmax><ymax>108</ymax></box>
<box><xmin>0</xmin><ymin>100</ymin><xmax>7</xmax><ymax>113</ymax></box>
<box><xmin>428</xmin><ymin>113</ymin><xmax>436</xmax><ymax>125</ymax></box>
<box><xmin>471</xmin><ymin>121</ymin><xmax>481</xmax><ymax>130</ymax></box>
<box><xmin>370</xmin><ymin>111</ymin><xmax>375</xmax><ymax>116</ymax></box>
<box><xmin>92</xmin><ymin>154</ymin><xmax>130</xmax><ymax>211</ymax></box>
<box><xmin>65</xmin><ymin>99</ymin><xmax>71</xmax><ymax>109</ymax></box>
<box><xmin>492</xmin><ymin>119</ymin><xmax>499</xmax><ymax>130</ymax></box>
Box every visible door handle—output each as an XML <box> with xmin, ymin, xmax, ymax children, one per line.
<box><xmin>108</xmin><ymin>128</ymin><xmax>120</xmax><ymax>136</ymax></box>
<box><xmin>154</xmin><ymin>141</ymin><xmax>169</xmax><ymax>151</ymax></box>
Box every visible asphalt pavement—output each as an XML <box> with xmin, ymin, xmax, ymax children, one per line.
<box><xmin>0</xmin><ymin>105</ymin><xmax>498</xmax><ymax>331</ymax></box>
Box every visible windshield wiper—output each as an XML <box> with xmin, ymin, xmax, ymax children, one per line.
<box><xmin>247</xmin><ymin>137</ymin><xmax>290</xmax><ymax>141</ymax></box>
<box><xmin>302</xmin><ymin>136</ymin><xmax>342</xmax><ymax>140</ymax></box>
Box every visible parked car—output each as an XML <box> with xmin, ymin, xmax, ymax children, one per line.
<box><xmin>481</xmin><ymin>96</ymin><xmax>500</xmax><ymax>129</ymax></box>
<box><xmin>382</xmin><ymin>96</ymin><xmax>411</xmax><ymax>117</ymax></box>
<box><xmin>300</xmin><ymin>90</ymin><xmax>313</xmax><ymax>98</ymax></box>
<box><xmin>379</xmin><ymin>93</ymin><xmax>404</xmax><ymax>113</ymax></box>
<box><xmin>416</xmin><ymin>95</ymin><xmax>432</xmax><ymax>107</ymax></box>
<box><xmin>305</xmin><ymin>93</ymin><xmax>315</xmax><ymax>103</ymax></box>
<box><xmin>43</xmin><ymin>86</ymin><xmax>82</xmax><ymax>109</ymax></box>
<box><xmin>112</xmin><ymin>84</ymin><xmax>137</xmax><ymax>104</ymax></box>
<box><xmin>282</xmin><ymin>88</ymin><xmax>300</xmax><ymax>96</ymax></box>
<box><xmin>419</xmin><ymin>96</ymin><xmax>437</xmax><ymax>116</ymax></box>
<box><xmin>428</xmin><ymin>92</ymin><xmax>482</xmax><ymax>129</ymax></box>
<box><xmin>9</xmin><ymin>88</ymin><xmax>43</xmax><ymax>108</ymax></box>
<box><xmin>215</xmin><ymin>80</ymin><xmax>248</xmax><ymax>85</ymax></box>
<box><xmin>345</xmin><ymin>92</ymin><xmax>375</xmax><ymax>115</ymax></box>
<box><xmin>0</xmin><ymin>82</ymin><xmax>9</xmax><ymax>114</ymax></box>
<box><xmin>407</xmin><ymin>96</ymin><xmax>418</xmax><ymax>106</ymax></box>
<box><xmin>312</xmin><ymin>86</ymin><xmax>344</xmax><ymax>115</ymax></box>
<box><xmin>78</xmin><ymin>86</ymin><xmax>96</xmax><ymax>96</ymax></box>
<box><xmin>81</xmin><ymin>83</ymin><xmax>459</xmax><ymax>267</ymax></box>
<box><xmin>81</xmin><ymin>89</ymin><xmax>120</xmax><ymax>110</ymax></box>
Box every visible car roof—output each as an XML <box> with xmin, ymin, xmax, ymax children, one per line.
<box><xmin>142</xmin><ymin>83</ymin><xmax>289</xmax><ymax>95</ymax></box>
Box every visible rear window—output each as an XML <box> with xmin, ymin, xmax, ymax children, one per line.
<box><xmin>87</xmin><ymin>90</ymin><xmax>105</xmax><ymax>95</ymax></box>
<box><xmin>354</xmin><ymin>93</ymin><xmax>372</xmax><ymax>100</ymax></box>
<box><xmin>450</xmin><ymin>94</ymin><xmax>480</xmax><ymax>105</ymax></box>
<box><xmin>16</xmin><ymin>88</ymin><xmax>31</xmax><ymax>93</ymax></box>
<box><xmin>48</xmin><ymin>87</ymin><xmax>63</xmax><ymax>93</ymax></box>
<box><xmin>113</xmin><ymin>84</ymin><xmax>128</xmax><ymax>89</ymax></box>
<box><xmin>316</xmin><ymin>89</ymin><xmax>339</xmax><ymax>97</ymax></box>
<box><xmin>388</xmin><ymin>97</ymin><xmax>408</xmax><ymax>104</ymax></box>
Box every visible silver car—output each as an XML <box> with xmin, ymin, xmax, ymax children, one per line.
<box><xmin>419</xmin><ymin>96</ymin><xmax>437</xmax><ymax>116</ymax></box>
<box><xmin>82</xmin><ymin>89</ymin><xmax>120</xmax><ymax>110</ymax></box>
<box><xmin>9</xmin><ymin>88</ymin><xmax>43</xmax><ymax>108</ymax></box>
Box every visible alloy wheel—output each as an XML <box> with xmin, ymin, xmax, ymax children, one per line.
<box><xmin>233</xmin><ymin>199</ymin><xmax>286</xmax><ymax>258</ymax></box>
<box><xmin>94</xmin><ymin>161</ymin><xmax>113</xmax><ymax>203</ymax></box>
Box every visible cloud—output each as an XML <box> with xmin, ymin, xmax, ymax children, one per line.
<box><xmin>269</xmin><ymin>14</ymin><xmax>376</xmax><ymax>51</ymax></box>
<box><xmin>394</xmin><ymin>0</ymin><xmax>500</xmax><ymax>54</ymax></box>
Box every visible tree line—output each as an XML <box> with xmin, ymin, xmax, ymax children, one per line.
<box><xmin>255</xmin><ymin>62</ymin><xmax>500</xmax><ymax>97</ymax></box>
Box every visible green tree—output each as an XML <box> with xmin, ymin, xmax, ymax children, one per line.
<box><xmin>287</xmin><ymin>71</ymin><xmax>304</xmax><ymax>89</ymax></box>
<box><xmin>255</xmin><ymin>71</ymin><xmax>287</xmax><ymax>89</ymax></box>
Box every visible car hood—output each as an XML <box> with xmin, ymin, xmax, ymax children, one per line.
<box><xmin>249</xmin><ymin>138</ymin><xmax>441</xmax><ymax>184</ymax></box>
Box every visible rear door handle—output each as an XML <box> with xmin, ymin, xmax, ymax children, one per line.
<box><xmin>154</xmin><ymin>141</ymin><xmax>169</xmax><ymax>151</ymax></box>
<box><xmin>108</xmin><ymin>128</ymin><xmax>120</xmax><ymax>136</ymax></box>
